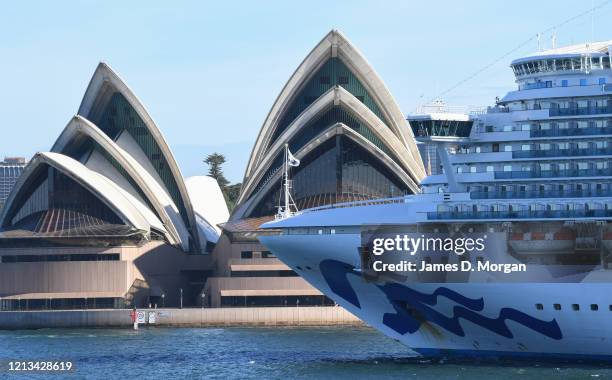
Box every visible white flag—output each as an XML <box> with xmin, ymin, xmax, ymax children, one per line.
<box><xmin>287</xmin><ymin>149</ymin><xmax>300</xmax><ymax>167</ymax></box>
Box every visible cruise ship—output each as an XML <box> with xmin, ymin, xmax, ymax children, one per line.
<box><xmin>259</xmin><ymin>41</ymin><xmax>612</xmax><ymax>360</ymax></box>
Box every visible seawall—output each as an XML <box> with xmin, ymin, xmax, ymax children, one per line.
<box><xmin>0</xmin><ymin>306</ymin><xmax>363</xmax><ymax>329</ymax></box>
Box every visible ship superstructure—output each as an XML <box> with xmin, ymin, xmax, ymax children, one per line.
<box><xmin>259</xmin><ymin>42</ymin><xmax>612</xmax><ymax>360</ymax></box>
<box><xmin>422</xmin><ymin>41</ymin><xmax>612</xmax><ymax>212</ymax></box>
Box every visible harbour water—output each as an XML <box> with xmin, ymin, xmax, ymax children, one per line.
<box><xmin>2</xmin><ymin>326</ymin><xmax>611</xmax><ymax>379</ymax></box>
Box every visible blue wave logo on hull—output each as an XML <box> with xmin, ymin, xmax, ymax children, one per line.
<box><xmin>319</xmin><ymin>259</ymin><xmax>563</xmax><ymax>340</ymax></box>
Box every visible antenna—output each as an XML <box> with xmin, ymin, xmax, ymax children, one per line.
<box><xmin>592</xmin><ymin>0</ymin><xmax>596</xmax><ymax>42</ymax></box>
<box><xmin>537</xmin><ymin>33</ymin><xmax>541</xmax><ymax>51</ymax></box>
<box><xmin>552</xmin><ymin>31</ymin><xmax>557</xmax><ymax>49</ymax></box>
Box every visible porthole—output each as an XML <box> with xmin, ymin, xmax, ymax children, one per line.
<box><xmin>572</xmin><ymin>304</ymin><xmax>580</xmax><ymax>311</ymax></box>
<box><xmin>553</xmin><ymin>303</ymin><xmax>561</xmax><ymax>310</ymax></box>
<box><xmin>536</xmin><ymin>303</ymin><xmax>543</xmax><ymax>310</ymax></box>
<box><xmin>591</xmin><ymin>304</ymin><xmax>599</xmax><ymax>311</ymax></box>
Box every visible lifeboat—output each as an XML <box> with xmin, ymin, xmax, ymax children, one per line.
<box><xmin>601</xmin><ymin>231</ymin><xmax>612</xmax><ymax>252</ymax></box>
<box><xmin>508</xmin><ymin>229</ymin><xmax>575</xmax><ymax>254</ymax></box>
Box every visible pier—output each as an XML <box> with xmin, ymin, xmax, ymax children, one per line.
<box><xmin>0</xmin><ymin>306</ymin><xmax>362</xmax><ymax>330</ymax></box>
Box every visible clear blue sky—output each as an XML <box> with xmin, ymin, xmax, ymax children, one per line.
<box><xmin>1</xmin><ymin>1</ymin><xmax>611</xmax><ymax>182</ymax></box>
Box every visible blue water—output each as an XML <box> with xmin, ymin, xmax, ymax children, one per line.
<box><xmin>1</xmin><ymin>326</ymin><xmax>611</xmax><ymax>379</ymax></box>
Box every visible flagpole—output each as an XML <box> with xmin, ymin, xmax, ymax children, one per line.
<box><xmin>284</xmin><ymin>143</ymin><xmax>291</xmax><ymax>218</ymax></box>
<box><xmin>277</xmin><ymin>144</ymin><xmax>299</xmax><ymax>220</ymax></box>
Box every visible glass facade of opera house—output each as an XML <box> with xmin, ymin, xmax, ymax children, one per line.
<box><xmin>0</xmin><ymin>30</ymin><xmax>425</xmax><ymax>310</ymax></box>
<box><xmin>250</xmin><ymin>136</ymin><xmax>409</xmax><ymax>217</ymax></box>
<box><xmin>5</xmin><ymin>167</ymin><xmax>127</xmax><ymax>237</ymax></box>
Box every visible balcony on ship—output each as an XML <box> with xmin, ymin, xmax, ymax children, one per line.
<box><xmin>549</xmin><ymin>102</ymin><xmax>611</xmax><ymax>117</ymax></box>
<box><xmin>428</xmin><ymin>208</ymin><xmax>612</xmax><ymax>220</ymax></box>
<box><xmin>470</xmin><ymin>189</ymin><xmax>612</xmax><ymax>200</ymax></box>
<box><xmin>512</xmin><ymin>146</ymin><xmax>612</xmax><ymax>159</ymax></box>
<box><xmin>494</xmin><ymin>168</ymin><xmax>612</xmax><ymax>179</ymax></box>
<box><xmin>530</xmin><ymin>125</ymin><xmax>612</xmax><ymax>138</ymax></box>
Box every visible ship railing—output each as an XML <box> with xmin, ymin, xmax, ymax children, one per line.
<box><xmin>413</xmin><ymin>104</ymin><xmax>484</xmax><ymax>115</ymax></box>
<box><xmin>427</xmin><ymin>209</ymin><xmax>612</xmax><ymax>220</ymax></box>
<box><xmin>494</xmin><ymin>168</ymin><xmax>612</xmax><ymax>179</ymax></box>
<box><xmin>485</xmin><ymin>106</ymin><xmax>509</xmax><ymax>114</ymax></box>
<box><xmin>549</xmin><ymin>106</ymin><xmax>611</xmax><ymax>117</ymax></box>
<box><xmin>302</xmin><ymin>196</ymin><xmax>408</xmax><ymax>213</ymax></box>
<box><xmin>530</xmin><ymin>126</ymin><xmax>612</xmax><ymax>138</ymax></box>
<box><xmin>470</xmin><ymin>189</ymin><xmax>612</xmax><ymax>200</ymax></box>
<box><xmin>512</xmin><ymin>147</ymin><xmax>612</xmax><ymax>159</ymax></box>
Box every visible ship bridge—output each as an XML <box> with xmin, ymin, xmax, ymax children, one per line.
<box><xmin>407</xmin><ymin>102</ymin><xmax>478</xmax><ymax>189</ymax></box>
<box><xmin>407</xmin><ymin>102</ymin><xmax>474</xmax><ymax>143</ymax></box>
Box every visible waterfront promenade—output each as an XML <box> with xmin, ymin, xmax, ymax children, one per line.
<box><xmin>0</xmin><ymin>306</ymin><xmax>362</xmax><ymax>329</ymax></box>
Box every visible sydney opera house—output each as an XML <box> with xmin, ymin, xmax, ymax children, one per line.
<box><xmin>0</xmin><ymin>63</ymin><xmax>228</xmax><ymax>310</ymax></box>
<box><xmin>202</xmin><ymin>30</ymin><xmax>424</xmax><ymax>307</ymax></box>
<box><xmin>0</xmin><ymin>30</ymin><xmax>424</xmax><ymax>310</ymax></box>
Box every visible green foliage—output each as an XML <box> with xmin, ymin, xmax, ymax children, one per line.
<box><xmin>204</xmin><ymin>153</ymin><xmax>229</xmax><ymax>188</ymax></box>
<box><xmin>224</xmin><ymin>183</ymin><xmax>242</xmax><ymax>212</ymax></box>
<box><xmin>204</xmin><ymin>153</ymin><xmax>241</xmax><ymax>212</ymax></box>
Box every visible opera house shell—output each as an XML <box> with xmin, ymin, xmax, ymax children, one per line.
<box><xmin>204</xmin><ymin>30</ymin><xmax>425</xmax><ymax>308</ymax></box>
<box><xmin>233</xmin><ymin>30</ymin><xmax>424</xmax><ymax>219</ymax></box>
<box><xmin>0</xmin><ymin>63</ymin><xmax>228</xmax><ymax>310</ymax></box>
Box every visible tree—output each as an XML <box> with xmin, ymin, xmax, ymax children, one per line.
<box><xmin>204</xmin><ymin>153</ymin><xmax>229</xmax><ymax>189</ymax></box>
<box><xmin>204</xmin><ymin>153</ymin><xmax>241</xmax><ymax>212</ymax></box>
<box><xmin>224</xmin><ymin>182</ymin><xmax>242</xmax><ymax>212</ymax></box>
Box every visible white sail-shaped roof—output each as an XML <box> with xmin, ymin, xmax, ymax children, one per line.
<box><xmin>238</xmin><ymin>86</ymin><xmax>420</xmax><ymax>204</ymax></box>
<box><xmin>0</xmin><ymin>152</ymin><xmax>154</xmax><ymax>234</ymax></box>
<box><xmin>185</xmin><ymin>176</ymin><xmax>230</xmax><ymax>245</ymax></box>
<box><xmin>0</xmin><ymin>63</ymin><xmax>228</xmax><ymax>252</ymax></box>
<box><xmin>244</xmin><ymin>30</ymin><xmax>425</xmax><ymax>183</ymax></box>
<box><xmin>51</xmin><ymin>115</ymin><xmax>190</xmax><ymax>249</ymax></box>
<box><xmin>233</xmin><ymin>30</ymin><xmax>425</xmax><ymax>219</ymax></box>
<box><xmin>76</xmin><ymin>62</ymin><xmax>202</xmax><ymax>251</ymax></box>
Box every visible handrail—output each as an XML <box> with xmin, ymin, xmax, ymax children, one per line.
<box><xmin>470</xmin><ymin>189</ymin><xmax>612</xmax><ymax>200</ymax></box>
<box><xmin>531</xmin><ymin>126</ymin><xmax>612</xmax><ymax>138</ymax></box>
<box><xmin>302</xmin><ymin>195</ymin><xmax>408</xmax><ymax>213</ymax></box>
<box><xmin>428</xmin><ymin>209</ymin><xmax>612</xmax><ymax>220</ymax></box>
<box><xmin>512</xmin><ymin>147</ymin><xmax>612</xmax><ymax>159</ymax></box>
<box><xmin>494</xmin><ymin>168</ymin><xmax>612</xmax><ymax>179</ymax></box>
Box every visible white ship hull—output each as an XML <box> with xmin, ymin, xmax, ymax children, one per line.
<box><xmin>259</xmin><ymin>206</ymin><xmax>612</xmax><ymax>360</ymax></box>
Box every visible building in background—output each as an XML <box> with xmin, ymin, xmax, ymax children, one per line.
<box><xmin>202</xmin><ymin>30</ymin><xmax>425</xmax><ymax>307</ymax></box>
<box><xmin>0</xmin><ymin>157</ymin><xmax>27</xmax><ymax>211</ymax></box>
<box><xmin>0</xmin><ymin>63</ymin><xmax>228</xmax><ymax>311</ymax></box>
